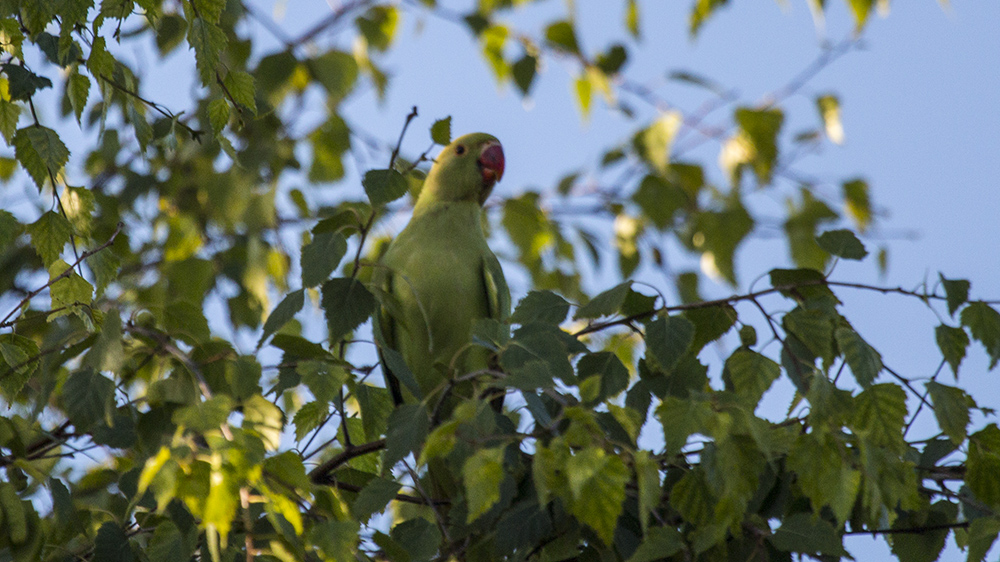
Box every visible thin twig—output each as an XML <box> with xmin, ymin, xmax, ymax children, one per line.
<box><xmin>308</xmin><ymin>438</ymin><xmax>387</xmax><ymax>483</ymax></box>
<box><xmin>0</xmin><ymin>221</ymin><xmax>123</xmax><ymax>328</ymax></box>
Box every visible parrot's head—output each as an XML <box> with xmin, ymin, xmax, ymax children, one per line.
<box><xmin>420</xmin><ymin>132</ymin><xmax>504</xmax><ymax>206</ymax></box>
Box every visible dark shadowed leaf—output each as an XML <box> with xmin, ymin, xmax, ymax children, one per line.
<box><xmin>512</xmin><ymin>290</ymin><xmax>570</xmax><ymax>325</ymax></box>
<box><xmin>935</xmin><ymin>324</ymin><xmax>969</xmax><ymax>376</ymax></box>
<box><xmin>817</xmin><ymin>229</ymin><xmax>868</xmax><ymax>260</ymax></box>
<box><xmin>301</xmin><ymin>232</ymin><xmax>347</xmax><ymax>287</ymax></box>
<box><xmin>768</xmin><ymin>513</ymin><xmax>848</xmax><ymax>557</ymax></box>
<box><xmin>961</xmin><ymin>302</ymin><xmax>1000</xmax><ymax>368</ymax></box>
<box><xmin>926</xmin><ymin>381</ymin><xmax>971</xmax><ymax>445</ymax></box>
<box><xmin>363</xmin><ymin>168</ymin><xmax>408</xmax><ymax>207</ymax></box>
<box><xmin>384</xmin><ymin>404</ymin><xmax>429</xmax><ymax>470</ymax></box>
<box><xmin>575</xmin><ymin>282</ymin><xmax>631</xmax><ymax>320</ymax></box>
<box><xmin>940</xmin><ymin>274</ymin><xmax>970</xmax><ymax>317</ymax></box>
<box><xmin>430</xmin><ymin>116</ymin><xmax>451</xmax><ymax>145</ymax></box>
<box><xmin>645</xmin><ymin>315</ymin><xmax>693</xmax><ymax>371</ymax></box>
<box><xmin>259</xmin><ymin>289</ymin><xmax>305</xmax><ymax>347</ymax></box>
<box><xmin>321</xmin><ymin>277</ymin><xmax>377</xmax><ymax>342</ymax></box>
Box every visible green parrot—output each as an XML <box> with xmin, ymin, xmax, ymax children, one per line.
<box><xmin>374</xmin><ymin>132</ymin><xmax>510</xmax><ymax>416</ymax></box>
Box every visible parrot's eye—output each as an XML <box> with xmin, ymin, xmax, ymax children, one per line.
<box><xmin>455</xmin><ymin>145</ymin><xmax>466</xmax><ymax>156</ymax></box>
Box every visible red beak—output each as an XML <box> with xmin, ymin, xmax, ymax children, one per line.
<box><xmin>478</xmin><ymin>142</ymin><xmax>505</xmax><ymax>186</ymax></box>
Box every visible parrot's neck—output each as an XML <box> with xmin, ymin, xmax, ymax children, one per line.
<box><xmin>409</xmin><ymin>200</ymin><xmax>485</xmax><ymax>237</ymax></box>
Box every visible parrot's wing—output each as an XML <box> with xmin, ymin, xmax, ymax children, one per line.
<box><xmin>374</xmin><ymin>270</ymin><xmax>405</xmax><ymax>405</ymax></box>
<box><xmin>482</xmin><ymin>252</ymin><xmax>510</xmax><ymax>323</ymax></box>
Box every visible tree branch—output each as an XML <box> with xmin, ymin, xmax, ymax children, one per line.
<box><xmin>0</xmin><ymin>221</ymin><xmax>123</xmax><ymax>329</ymax></box>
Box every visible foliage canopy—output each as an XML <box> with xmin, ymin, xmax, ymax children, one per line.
<box><xmin>0</xmin><ymin>1</ymin><xmax>997</xmax><ymax>561</ymax></box>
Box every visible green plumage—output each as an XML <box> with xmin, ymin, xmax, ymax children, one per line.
<box><xmin>375</xmin><ymin>133</ymin><xmax>510</xmax><ymax>415</ymax></box>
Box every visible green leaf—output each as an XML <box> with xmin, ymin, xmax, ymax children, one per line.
<box><xmin>625</xmin><ymin>0</ymin><xmax>641</xmax><ymax>39</ymax></box>
<box><xmin>62</xmin><ymin>369</ymin><xmax>115</xmax><ymax>431</ymax></box>
<box><xmin>321</xmin><ymin>277</ymin><xmax>377</xmax><ymax>342</ymax></box>
<box><xmin>260</xmin><ymin>289</ymin><xmax>305</xmax><ymax>346</ymax></box>
<box><xmin>351</xmin><ymin>477</ymin><xmax>402</xmax><ymax>522</ymax></box>
<box><xmin>27</xmin><ymin>211</ymin><xmax>72</xmax><ymax>266</ymax></box>
<box><xmin>263</xmin><ymin>451</ymin><xmax>311</xmax><ymax>491</ymax></box>
<box><xmin>188</xmin><ymin>18</ymin><xmax>227</xmax><ymax>84</ymax></box>
<box><xmin>310</xmin><ymin>521</ymin><xmax>361</xmax><ymax>562</ymax></box>
<box><xmin>242</xmin><ymin>395</ymin><xmax>283</xmax><ymax>451</ymax></box>
<box><xmin>222</xmin><ymin>70</ymin><xmax>256</xmax><ymax>114</ymax></box>
<box><xmin>835</xmin><ymin>326</ymin><xmax>882</xmax><ymax>387</ymax></box>
<box><xmin>961</xmin><ymin>302</ymin><xmax>1000</xmax><ymax>368</ymax></box>
<box><xmin>966</xmin><ymin>517</ymin><xmax>1000</xmax><ymax>562</ymax></box>
<box><xmin>843</xmin><ymin>178</ymin><xmax>872</xmax><ymax>232</ymax></box>
<box><xmin>632</xmin><ymin>112</ymin><xmax>682</xmax><ymax>175</ymax></box>
<box><xmin>464</xmin><ymin>447</ymin><xmax>505</xmax><ymax>523</ymax></box>
<box><xmin>725</xmin><ymin>350</ymin><xmax>779</xmax><ymax>407</ymax></box>
<box><xmin>656</xmin><ymin>396</ymin><xmax>712</xmax><ymax>456</ymax></box>
<box><xmin>670</xmin><ymin>469</ymin><xmax>713</xmax><ymax>525</ymax></box>
<box><xmin>2</xmin><ymin>64</ymin><xmax>52</xmax><ymax>100</ymax></box>
<box><xmin>574</xmin><ymin>282</ymin><xmax>631</xmax><ymax>320</ymax></box>
<box><xmin>511</xmin><ymin>54</ymin><xmax>537</xmax><ymax>96</ymax></box>
<box><xmin>391</xmin><ymin>518</ymin><xmax>440</xmax><ymax>562</ymax></box>
<box><xmin>633</xmin><ymin>450</ymin><xmax>660</xmax><ymax>534</ymax></box>
<box><xmin>173</xmin><ymin>395</ymin><xmax>232</xmax><ymax>432</ymax></box>
<box><xmin>768</xmin><ymin>513</ymin><xmax>848</xmax><ymax>557</ymax></box>
<box><xmin>356</xmin><ymin>6</ymin><xmax>399</xmax><ymax>51</ymax></box>
<box><xmin>632</xmin><ymin>174</ymin><xmax>687</xmax><ymax>229</ymax></box>
<box><xmin>926</xmin><ymin>381</ymin><xmax>971</xmax><ymax>445</ymax></box>
<box><xmin>817</xmin><ymin>229</ymin><xmax>868</xmax><ymax>260</ymax></box>
<box><xmin>595</xmin><ymin>44</ymin><xmax>627</xmax><ymax>75</ymax></box>
<box><xmin>816</xmin><ymin>94</ymin><xmax>844</xmax><ymax>144</ymax></box>
<box><xmin>574</xmin><ymin>72</ymin><xmax>592</xmax><ymax>119</ymax></box>
<box><xmin>645</xmin><ymin>315</ymin><xmax>694</xmax><ymax>372</ymax></box>
<box><xmin>500</xmin><ymin>324</ymin><xmax>578</xmax><ymax>389</ymax></box>
<box><xmin>84</xmin><ymin>309</ymin><xmax>125</xmax><ymax>373</ymax></box>
<box><xmin>67</xmin><ymin>70</ymin><xmax>90</xmax><ymax>123</ymax></box>
<box><xmin>384</xmin><ymin>404</ymin><xmax>429</xmax><ymax>470</ymax></box>
<box><xmin>787</xmin><ymin>432</ymin><xmax>860</xmax><ymax>524</ymax></box>
<box><xmin>207</xmin><ymin>97</ymin><xmax>229</xmax><ymax>134</ymax></box>
<box><xmin>940</xmin><ymin>274</ymin><xmax>970</xmax><ymax>316</ymax></box>
<box><xmin>147</xmin><ymin>520</ymin><xmax>190</xmax><ymax>562</ymax></box>
<box><xmin>968</xmin><ymin>425</ymin><xmax>1000</xmax><ymax>508</ymax></box>
<box><xmin>0</xmin><ymin>334</ymin><xmax>40</xmax><ymax>398</ymax></box>
<box><xmin>193</xmin><ymin>0</ymin><xmax>226</xmax><ymax>24</ymax></box>
<box><xmin>363</xmin><ymin>168</ymin><xmax>408</xmax><ymax>207</ymax></box>
<box><xmin>307</xmin><ymin>50</ymin><xmax>359</xmax><ymax>103</ymax></box>
<box><xmin>628</xmin><ymin>527</ymin><xmax>683</xmax><ymax>562</ymax></box>
<box><xmin>852</xmin><ymin>383</ymin><xmax>907</xmax><ymax>451</ymax></box>
<box><xmin>94</xmin><ymin>521</ymin><xmax>136</xmax><ymax>562</ymax></box>
<box><xmin>13</xmin><ymin>126</ymin><xmax>69</xmax><ymax>189</ymax></box>
<box><xmin>577</xmin><ymin>351</ymin><xmax>629</xmax><ymax>403</ymax></box>
<box><xmin>933</xmin><ymin>324</ymin><xmax>968</xmax><ymax>378</ymax></box>
<box><xmin>512</xmin><ymin>290</ymin><xmax>570</xmax><ymax>325</ymax></box>
<box><xmin>889</xmin><ymin>501</ymin><xmax>956</xmax><ymax>562</ymax></box>
<box><xmin>309</xmin><ymin>115</ymin><xmax>351</xmax><ymax>182</ymax></box>
<box><xmin>566</xmin><ymin>448</ymin><xmax>628</xmax><ymax>545</ymax></box>
<box><xmin>48</xmin><ymin>259</ymin><xmax>94</xmax><ymax>318</ymax></box>
<box><xmin>734</xmin><ymin>107</ymin><xmax>783</xmax><ymax>185</ymax></box>
<box><xmin>689</xmin><ymin>0</ymin><xmax>730</xmax><ymax>37</ymax></box>
<box><xmin>784</xmin><ymin>307</ymin><xmax>834</xmax><ymax>366</ymax></box>
<box><xmin>301</xmin><ymin>232</ymin><xmax>347</xmax><ymax>287</ymax></box>
<box><xmin>0</xmin><ymin>100</ymin><xmax>21</xmax><ymax>143</ymax></box>
<box><xmin>292</xmin><ymin>400</ymin><xmax>328</xmax><ymax>441</ymax></box>
<box><xmin>430</xmin><ymin>116</ymin><xmax>451</xmax><ymax>145</ymax></box>
<box><xmin>847</xmin><ymin>0</ymin><xmax>875</xmax><ymax>30</ymax></box>
<box><xmin>355</xmin><ymin>384</ymin><xmax>393</xmax><ymax>441</ymax></box>
<box><xmin>165</xmin><ymin>301</ymin><xmax>211</xmax><ymax>345</ymax></box>
<box><xmin>544</xmin><ymin>20</ymin><xmax>580</xmax><ymax>54</ymax></box>
<box><xmin>683</xmin><ymin>304</ymin><xmax>737</xmax><ymax>352</ymax></box>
